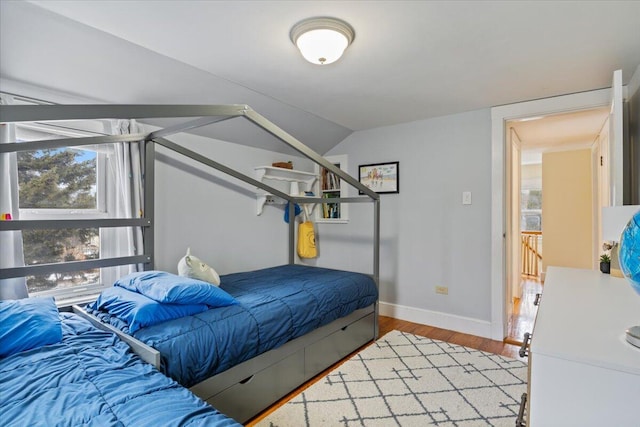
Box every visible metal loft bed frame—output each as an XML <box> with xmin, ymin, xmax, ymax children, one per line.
<box><xmin>0</xmin><ymin>104</ymin><xmax>380</xmax><ymax>423</ymax></box>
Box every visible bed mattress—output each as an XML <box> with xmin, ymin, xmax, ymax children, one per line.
<box><xmin>88</xmin><ymin>264</ymin><xmax>378</xmax><ymax>387</ymax></box>
<box><xmin>0</xmin><ymin>312</ymin><xmax>239</xmax><ymax>427</ymax></box>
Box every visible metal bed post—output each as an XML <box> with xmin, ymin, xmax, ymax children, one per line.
<box><xmin>373</xmin><ymin>198</ymin><xmax>380</xmax><ymax>339</ymax></box>
<box><xmin>143</xmin><ymin>139</ymin><xmax>155</xmax><ymax>271</ymax></box>
<box><xmin>288</xmin><ymin>202</ymin><xmax>295</xmax><ymax>264</ymax></box>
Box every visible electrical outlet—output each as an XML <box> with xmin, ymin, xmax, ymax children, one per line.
<box><xmin>435</xmin><ymin>286</ymin><xmax>448</xmax><ymax>295</ymax></box>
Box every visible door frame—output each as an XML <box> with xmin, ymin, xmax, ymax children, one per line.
<box><xmin>505</xmin><ymin>126</ymin><xmax>522</xmax><ymax>320</ymax></box>
<box><xmin>490</xmin><ymin>88</ymin><xmax>611</xmax><ymax>340</ymax></box>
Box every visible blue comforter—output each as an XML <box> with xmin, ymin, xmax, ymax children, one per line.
<box><xmin>89</xmin><ymin>264</ymin><xmax>378</xmax><ymax>387</ymax></box>
<box><xmin>0</xmin><ymin>312</ymin><xmax>239</xmax><ymax>427</ymax></box>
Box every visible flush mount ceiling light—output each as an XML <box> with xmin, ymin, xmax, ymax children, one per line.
<box><xmin>290</xmin><ymin>17</ymin><xmax>355</xmax><ymax>65</ymax></box>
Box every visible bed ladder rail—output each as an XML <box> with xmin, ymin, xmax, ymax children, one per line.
<box><xmin>72</xmin><ymin>305</ymin><xmax>161</xmax><ymax>369</ymax></box>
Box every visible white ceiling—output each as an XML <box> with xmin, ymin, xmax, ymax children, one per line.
<box><xmin>2</xmin><ymin>1</ymin><xmax>640</xmax><ymax>154</ymax></box>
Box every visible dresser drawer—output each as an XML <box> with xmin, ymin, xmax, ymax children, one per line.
<box><xmin>528</xmin><ymin>267</ymin><xmax>640</xmax><ymax>426</ymax></box>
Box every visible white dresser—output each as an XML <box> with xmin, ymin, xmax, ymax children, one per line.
<box><xmin>528</xmin><ymin>267</ymin><xmax>640</xmax><ymax>426</ymax></box>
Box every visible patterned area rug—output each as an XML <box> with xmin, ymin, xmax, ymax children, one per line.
<box><xmin>257</xmin><ymin>330</ymin><xmax>527</xmax><ymax>427</ymax></box>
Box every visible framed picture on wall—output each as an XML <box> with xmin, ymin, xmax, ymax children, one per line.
<box><xmin>358</xmin><ymin>161</ymin><xmax>399</xmax><ymax>194</ymax></box>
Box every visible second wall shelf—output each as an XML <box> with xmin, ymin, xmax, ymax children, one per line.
<box><xmin>314</xmin><ymin>154</ymin><xmax>349</xmax><ymax>223</ymax></box>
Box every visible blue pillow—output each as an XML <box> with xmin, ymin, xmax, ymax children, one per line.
<box><xmin>114</xmin><ymin>271</ymin><xmax>237</xmax><ymax>307</ymax></box>
<box><xmin>0</xmin><ymin>297</ymin><xmax>63</xmax><ymax>358</ymax></box>
<box><xmin>89</xmin><ymin>286</ymin><xmax>210</xmax><ymax>333</ymax></box>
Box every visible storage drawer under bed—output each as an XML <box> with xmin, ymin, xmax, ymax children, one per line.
<box><xmin>205</xmin><ymin>349</ymin><xmax>305</xmax><ymax>423</ymax></box>
<box><xmin>193</xmin><ymin>307</ymin><xmax>376</xmax><ymax>424</ymax></box>
<box><xmin>305</xmin><ymin>312</ymin><xmax>375</xmax><ymax>379</ymax></box>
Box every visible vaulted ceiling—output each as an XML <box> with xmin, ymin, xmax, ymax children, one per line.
<box><xmin>1</xmin><ymin>1</ymin><xmax>639</xmax><ymax>154</ymax></box>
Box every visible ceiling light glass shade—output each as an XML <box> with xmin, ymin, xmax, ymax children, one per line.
<box><xmin>296</xmin><ymin>29</ymin><xmax>348</xmax><ymax>65</ymax></box>
<box><xmin>290</xmin><ymin>17</ymin><xmax>355</xmax><ymax>65</ymax></box>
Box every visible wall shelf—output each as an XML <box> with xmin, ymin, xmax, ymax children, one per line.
<box><xmin>255</xmin><ymin>166</ymin><xmax>317</xmax><ymax>215</ymax></box>
<box><xmin>255</xmin><ymin>166</ymin><xmax>317</xmax><ymax>184</ymax></box>
<box><xmin>314</xmin><ymin>154</ymin><xmax>349</xmax><ymax>223</ymax></box>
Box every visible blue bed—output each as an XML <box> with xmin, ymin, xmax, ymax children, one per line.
<box><xmin>0</xmin><ymin>311</ymin><xmax>240</xmax><ymax>427</ymax></box>
<box><xmin>87</xmin><ymin>264</ymin><xmax>378</xmax><ymax>388</ymax></box>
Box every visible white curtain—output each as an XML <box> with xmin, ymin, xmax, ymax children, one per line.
<box><xmin>101</xmin><ymin>119</ymin><xmax>145</xmax><ymax>286</ymax></box>
<box><xmin>0</xmin><ymin>94</ymin><xmax>28</xmax><ymax>299</ymax></box>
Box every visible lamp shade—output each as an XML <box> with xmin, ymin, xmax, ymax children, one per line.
<box><xmin>602</xmin><ymin>205</ymin><xmax>640</xmax><ymax>242</ymax></box>
<box><xmin>290</xmin><ymin>17</ymin><xmax>355</xmax><ymax>65</ymax></box>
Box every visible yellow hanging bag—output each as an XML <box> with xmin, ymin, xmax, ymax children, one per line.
<box><xmin>297</xmin><ymin>208</ymin><xmax>317</xmax><ymax>258</ymax></box>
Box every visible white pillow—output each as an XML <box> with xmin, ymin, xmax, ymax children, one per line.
<box><xmin>177</xmin><ymin>248</ymin><xmax>221</xmax><ymax>286</ymax></box>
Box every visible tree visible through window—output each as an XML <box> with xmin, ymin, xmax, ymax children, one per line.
<box><xmin>19</xmin><ymin>149</ymin><xmax>96</xmax><ymax>209</ymax></box>
<box><xmin>18</xmin><ymin>137</ymin><xmax>102</xmax><ymax>294</ymax></box>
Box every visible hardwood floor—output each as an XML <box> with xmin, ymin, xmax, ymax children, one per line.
<box><xmin>379</xmin><ymin>316</ymin><xmax>523</xmax><ymax>359</ymax></box>
<box><xmin>245</xmin><ymin>315</ymin><xmax>524</xmax><ymax>426</ymax></box>
<box><xmin>506</xmin><ymin>277</ymin><xmax>543</xmax><ymax>345</ymax></box>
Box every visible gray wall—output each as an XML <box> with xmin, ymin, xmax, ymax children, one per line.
<box><xmin>154</xmin><ymin>130</ymin><xmax>313</xmax><ymax>275</ymax></box>
<box><xmin>317</xmin><ymin>109</ymin><xmax>493</xmax><ymax>324</ymax></box>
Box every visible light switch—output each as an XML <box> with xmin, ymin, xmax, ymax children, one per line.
<box><xmin>462</xmin><ymin>191</ymin><xmax>472</xmax><ymax>205</ymax></box>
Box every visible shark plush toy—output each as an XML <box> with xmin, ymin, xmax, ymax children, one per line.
<box><xmin>177</xmin><ymin>248</ymin><xmax>221</xmax><ymax>286</ymax></box>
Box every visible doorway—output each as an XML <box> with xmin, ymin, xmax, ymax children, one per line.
<box><xmin>504</xmin><ymin>107</ymin><xmax>609</xmax><ymax>344</ymax></box>
<box><xmin>489</xmin><ymin>86</ymin><xmax>618</xmax><ymax>341</ymax></box>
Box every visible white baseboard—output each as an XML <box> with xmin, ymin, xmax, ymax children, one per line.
<box><xmin>379</xmin><ymin>301</ymin><xmax>492</xmax><ymax>339</ymax></box>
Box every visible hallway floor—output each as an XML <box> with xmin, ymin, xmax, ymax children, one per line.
<box><xmin>506</xmin><ymin>276</ymin><xmax>543</xmax><ymax>345</ymax></box>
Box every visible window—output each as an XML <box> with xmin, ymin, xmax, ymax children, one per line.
<box><xmin>521</xmin><ymin>189</ymin><xmax>542</xmax><ymax>231</ymax></box>
<box><xmin>16</xmin><ymin>122</ymin><xmax>109</xmax><ymax>296</ymax></box>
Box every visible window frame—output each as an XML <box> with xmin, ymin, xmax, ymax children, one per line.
<box><xmin>15</xmin><ymin>121</ymin><xmax>112</xmax><ymax>299</ymax></box>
